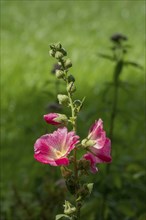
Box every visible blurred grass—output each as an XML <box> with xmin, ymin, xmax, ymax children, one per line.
<box><xmin>1</xmin><ymin>1</ymin><xmax>145</xmax><ymax>219</ymax></box>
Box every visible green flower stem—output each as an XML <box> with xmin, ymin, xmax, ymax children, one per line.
<box><xmin>66</xmin><ymin>84</ymin><xmax>81</xmax><ymax>219</ymax></box>
<box><xmin>68</xmin><ymin>92</ymin><xmax>78</xmax><ymax>180</ymax></box>
<box><xmin>59</xmin><ymin>59</ymin><xmax>78</xmax><ymax>185</ymax></box>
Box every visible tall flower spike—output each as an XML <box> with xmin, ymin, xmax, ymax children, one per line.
<box><xmin>83</xmin><ymin>119</ymin><xmax>112</xmax><ymax>173</ymax></box>
<box><xmin>34</xmin><ymin>127</ymin><xmax>79</xmax><ymax>166</ymax></box>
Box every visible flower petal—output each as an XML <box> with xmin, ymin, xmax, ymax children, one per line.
<box><xmin>83</xmin><ymin>118</ymin><xmax>112</xmax><ymax>173</ymax></box>
<box><xmin>96</xmin><ymin>138</ymin><xmax>112</xmax><ymax>162</ymax></box>
<box><xmin>34</xmin><ymin>127</ymin><xmax>79</xmax><ymax>166</ymax></box>
<box><xmin>34</xmin><ymin>153</ymin><xmax>55</xmax><ymax>165</ymax></box>
<box><xmin>89</xmin><ymin>119</ymin><xmax>103</xmax><ymax>137</ymax></box>
<box><xmin>34</xmin><ymin>134</ymin><xmax>56</xmax><ymax>158</ymax></box>
<box><xmin>55</xmin><ymin>158</ymin><xmax>69</xmax><ymax>166</ymax></box>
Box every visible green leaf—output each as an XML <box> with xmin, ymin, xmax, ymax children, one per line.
<box><xmin>98</xmin><ymin>53</ymin><xmax>114</xmax><ymax>61</ymax></box>
<box><xmin>55</xmin><ymin>214</ymin><xmax>71</xmax><ymax>220</ymax></box>
<box><xmin>124</xmin><ymin>61</ymin><xmax>143</xmax><ymax>69</ymax></box>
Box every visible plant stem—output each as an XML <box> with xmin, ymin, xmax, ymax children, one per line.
<box><xmin>67</xmin><ymin>87</ymin><xmax>81</xmax><ymax>219</ymax></box>
<box><xmin>98</xmin><ymin>60</ymin><xmax>124</xmax><ymax>220</ymax></box>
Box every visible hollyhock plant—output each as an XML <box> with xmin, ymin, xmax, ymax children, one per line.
<box><xmin>34</xmin><ymin>43</ymin><xmax>112</xmax><ymax>220</ymax></box>
<box><xmin>34</xmin><ymin>127</ymin><xmax>79</xmax><ymax>166</ymax></box>
<box><xmin>44</xmin><ymin>113</ymin><xmax>68</xmax><ymax>126</ymax></box>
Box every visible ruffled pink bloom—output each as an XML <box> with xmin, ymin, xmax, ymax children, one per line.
<box><xmin>34</xmin><ymin>127</ymin><xmax>79</xmax><ymax>166</ymax></box>
<box><xmin>83</xmin><ymin>119</ymin><xmax>112</xmax><ymax>173</ymax></box>
<box><xmin>44</xmin><ymin>113</ymin><xmax>61</xmax><ymax>125</ymax></box>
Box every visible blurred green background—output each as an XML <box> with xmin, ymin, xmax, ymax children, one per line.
<box><xmin>1</xmin><ymin>1</ymin><xmax>145</xmax><ymax>220</ymax></box>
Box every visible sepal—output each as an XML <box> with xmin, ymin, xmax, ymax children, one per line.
<box><xmin>63</xmin><ymin>200</ymin><xmax>76</xmax><ymax>215</ymax></box>
<box><xmin>55</xmin><ymin>214</ymin><xmax>71</xmax><ymax>220</ymax></box>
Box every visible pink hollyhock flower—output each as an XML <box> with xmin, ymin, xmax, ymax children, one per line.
<box><xmin>34</xmin><ymin>127</ymin><xmax>79</xmax><ymax>166</ymax></box>
<box><xmin>83</xmin><ymin>119</ymin><xmax>112</xmax><ymax>173</ymax></box>
<box><xmin>44</xmin><ymin>113</ymin><xmax>68</xmax><ymax>125</ymax></box>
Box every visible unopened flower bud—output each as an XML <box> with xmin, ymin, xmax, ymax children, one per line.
<box><xmin>81</xmin><ymin>139</ymin><xmax>96</xmax><ymax>148</ymax></box>
<box><xmin>51</xmin><ymin>63</ymin><xmax>61</xmax><ymax>74</ymax></box>
<box><xmin>55</xmin><ymin>51</ymin><xmax>64</xmax><ymax>59</ymax></box>
<box><xmin>67</xmin><ymin>82</ymin><xmax>76</xmax><ymax>93</ymax></box>
<box><xmin>61</xmin><ymin>166</ymin><xmax>72</xmax><ymax>179</ymax></box>
<box><xmin>57</xmin><ymin>94</ymin><xmax>69</xmax><ymax>106</ymax></box>
<box><xmin>44</xmin><ymin>113</ymin><xmax>67</xmax><ymax>126</ymax></box>
<box><xmin>50</xmin><ymin>44</ymin><xmax>55</xmax><ymax>49</ymax></box>
<box><xmin>49</xmin><ymin>49</ymin><xmax>55</xmax><ymax>57</ymax></box>
<box><xmin>55</xmin><ymin>70</ymin><xmax>64</xmax><ymax>79</ymax></box>
<box><xmin>55</xmin><ymin>42</ymin><xmax>62</xmax><ymax>50</ymax></box>
<box><xmin>64</xmin><ymin>58</ymin><xmax>72</xmax><ymax>69</ymax></box>
<box><xmin>68</xmin><ymin>74</ymin><xmax>75</xmax><ymax>83</ymax></box>
<box><xmin>60</xmin><ymin>48</ymin><xmax>67</xmax><ymax>56</ymax></box>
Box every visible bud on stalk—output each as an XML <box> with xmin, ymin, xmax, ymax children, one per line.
<box><xmin>57</xmin><ymin>94</ymin><xmax>69</xmax><ymax>106</ymax></box>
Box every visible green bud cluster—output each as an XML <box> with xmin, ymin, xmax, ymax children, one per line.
<box><xmin>49</xmin><ymin>43</ymin><xmax>67</xmax><ymax>59</ymax></box>
<box><xmin>49</xmin><ymin>43</ymin><xmax>72</xmax><ymax>71</ymax></box>
<box><xmin>49</xmin><ymin>43</ymin><xmax>76</xmax><ymax>111</ymax></box>
<box><xmin>49</xmin><ymin>43</ymin><xmax>73</xmax><ymax>82</ymax></box>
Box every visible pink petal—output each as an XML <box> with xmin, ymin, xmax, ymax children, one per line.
<box><xmin>90</xmin><ymin>138</ymin><xmax>112</xmax><ymax>163</ymax></box>
<box><xmin>34</xmin><ymin>134</ymin><xmax>55</xmax><ymax>157</ymax></box>
<box><xmin>55</xmin><ymin>158</ymin><xmax>69</xmax><ymax>166</ymax></box>
<box><xmin>88</xmin><ymin>119</ymin><xmax>105</xmax><ymax>142</ymax></box>
<box><xmin>34</xmin><ymin>153</ymin><xmax>56</xmax><ymax>165</ymax></box>
<box><xmin>97</xmin><ymin>138</ymin><xmax>112</xmax><ymax>162</ymax></box>
<box><xmin>34</xmin><ymin>154</ymin><xmax>69</xmax><ymax>166</ymax></box>
<box><xmin>98</xmin><ymin>138</ymin><xmax>112</xmax><ymax>163</ymax></box>
<box><xmin>65</xmin><ymin>131</ymin><xmax>80</xmax><ymax>153</ymax></box>
<box><xmin>89</xmin><ymin>119</ymin><xmax>103</xmax><ymax>134</ymax></box>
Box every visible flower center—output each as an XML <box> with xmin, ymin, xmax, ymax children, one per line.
<box><xmin>54</xmin><ymin>149</ymin><xmax>65</xmax><ymax>158</ymax></box>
